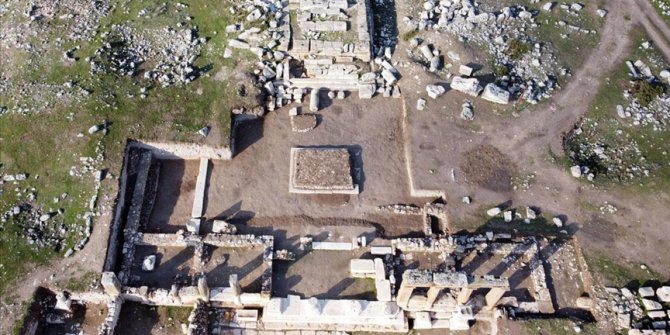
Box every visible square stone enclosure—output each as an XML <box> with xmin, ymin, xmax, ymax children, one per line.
<box><xmin>289</xmin><ymin>147</ymin><xmax>359</xmax><ymax>194</ymax></box>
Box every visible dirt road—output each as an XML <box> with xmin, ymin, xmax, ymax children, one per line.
<box><xmin>472</xmin><ymin>0</ymin><xmax>670</xmax><ymax>277</ymax></box>
<box><xmin>402</xmin><ymin>0</ymin><xmax>670</xmax><ymax>279</ymax></box>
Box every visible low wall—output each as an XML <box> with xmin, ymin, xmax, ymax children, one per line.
<box><xmin>130</xmin><ymin>141</ymin><xmax>232</xmax><ymax>160</ymax></box>
<box><xmin>262</xmin><ymin>295</ymin><xmax>408</xmax><ymax>332</ymax></box>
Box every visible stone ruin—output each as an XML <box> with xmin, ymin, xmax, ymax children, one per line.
<box><xmin>227</xmin><ymin>0</ymin><xmax>401</xmax><ymax>116</ymax></box>
<box><xmin>289</xmin><ymin>147</ymin><xmax>360</xmax><ymax>194</ymax></box>
<box><xmin>12</xmin><ymin>137</ymin><xmax>607</xmax><ymax>334</ymax></box>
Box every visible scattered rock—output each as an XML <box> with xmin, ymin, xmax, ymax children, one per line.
<box><xmin>487</xmin><ymin>207</ymin><xmax>502</xmax><ymax>217</ymax></box>
<box><xmin>416</xmin><ymin>98</ymin><xmax>427</xmax><ymax>110</ymax></box>
<box><xmin>450</xmin><ymin>76</ymin><xmax>482</xmax><ymax>97</ymax></box>
<box><xmin>460</xmin><ymin>102</ymin><xmax>474</xmax><ymax>120</ymax></box>
<box><xmin>459</xmin><ymin>64</ymin><xmax>474</xmax><ymax>77</ymax></box>
<box><xmin>198</xmin><ymin>126</ymin><xmax>210</xmax><ymax>137</ymax></box>
<box><xmin>552</xmin><ymin>216</ymin><xmax>564</xmax><ymax>227</ymax></box>
<box><xmin>426</xmin><ymin>84</ymin><xmax>446</xmax><ymax>99</ymax></box>
<box><xmin>142</xmin><ymin>255</ymin><xmax>157</xmax><ymax>272</ymax></box>
<box><xmin>570</xmin><ymin>165</ymin><xmax>582</xmax><ymax>178</ymax></box>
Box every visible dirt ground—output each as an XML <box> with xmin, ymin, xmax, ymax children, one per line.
<box><xmin>130</xmin><ymin>246</ymin><xmax>195</xmax><ymax>288</ymax></box>
<box><xmin>273</xmin><ymin>249</ymin><xmax>376</xmax><ymax>299</ymax></box>
<box><xmin>115</xmin><ymin>303</ymin><xmax>190</xmax><ymax>335</ymax></box>
<box><xmin>146</xmin><ymin>159</ymin><xmax>200</xmax><ymax>233</ymax></box>
<box><xmin>40</xmin><ymin>301</ymin><xmax>107</xmax><ymax>335</ymax></box>
<box><xmin>394</xmin><ymin>0</ymin><xmax>670</xmax><ymax>280</ymax></box>
<box><xmin>205</xmin><ymin>95</ymin><xmax>427</xmax><ymax>223</ymax></box>
<box><xmin>205</xmin><ymin>246</ymin><xmax>266</xmax><ymax>291</ymax></box>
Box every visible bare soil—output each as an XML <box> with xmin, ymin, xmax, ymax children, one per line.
<box><xmin>205</xmin><ymin>246</ymin><xmax>266</xmax><ymax>291</ymax></box>
<box><xmin>145</xmin><ymin>159</ymin><xmax>199</xmax><ymax>233</ymax></box>
<box><xmin>130</xmin><ymin>246</ymin><xmax>195</xmax><ymax>288</ymax></box>
<box><xmin>273</xmin><ymin>249</ymin><xmax>376</xmax><ymax>299</ymax></box>
<box><xmin>204</xmin><ymin>95</ymin><xmax>430</xmax><ymax>231</ymax></box>
<box><xmin>462</xmin><ymin>145</ymin><xmax>516</xmax><ymax>192</ymax></box>
<box><xmin>115</xmin><ymin>303</ymin><xmax>190</xmax><ymax>335</ymax></box>
<box><xmin>397</xmin><ymin>0</ymin><xmax>670</xmax><ymax>282</ymax></box>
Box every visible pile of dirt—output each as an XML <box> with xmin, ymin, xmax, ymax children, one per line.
<box><xmin>461</xmin><ymin>145</ymin><xmax>516</xmax><ymax>192</ymax></box>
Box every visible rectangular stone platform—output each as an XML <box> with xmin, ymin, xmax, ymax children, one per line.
<box><xmin>289</xmin><ymin>147</ymin><xmax>359</xmax><ymax>194</ymax></box>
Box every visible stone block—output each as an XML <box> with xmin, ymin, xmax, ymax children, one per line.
<box><xmin>371</xmin><ymin>246</ymin><xmax>394</xmax><ymax>255</ymax></box>
<box><xmin>481</xmin><ymin>83</ymin><xmax>510</xmax><ymax>104</ymax></box>
<box><xmin>459</xmin><ymin>64</ymin><xmax>474</xmax><ymax>76</ymax></box>
<box><xmin>414</xmin><ymin>311</ymin><xmax>432</xmax><ymax>329</ymax></box>
<box><xmin>350</xmin><ymin>259</ymin><xmax>375</xmax><ymax>277</ymax></box>
<box><xmin>639</xmin><ymin>286</ymin><xmax>655</xmax><ymax>297</ymax></box>
<box><xmin>191</xmin><ymin>158</ymin><xmax>209</xmax><ymax>218</ymax></box>
<box><xmin>450</xmin><ymin>76</ymin><xmax>482</xmax><ymax>97</ymax></box>
<box><xmin>657</xmin><ymin>286</ymin><xmax>670</xmax><ymax>302</ymax></box>
<box><xmin>642</xmin><ymin>298</ymin><xmax>663</xmax><ymax>311</ymax></box>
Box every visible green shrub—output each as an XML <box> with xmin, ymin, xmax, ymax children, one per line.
<box><xmin>632</xmin><ymin>80</ymin><xmax>664</xmax><ymax>106</ymax></box>
<box><xmin>507</xmin><ymin>38</ymin><xmax>531</xmax><ymax>60</ymax></box>
<box><xmin>493</xmin><ymin>63</ymin><xmax>511</xmax><ymax>77</ymax></box>
<box><xmin>402</xmin><ymin>29</ymin><xmax>419</xmax><ymax>42</ymax></box>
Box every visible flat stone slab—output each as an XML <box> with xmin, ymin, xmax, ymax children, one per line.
<box><xmin>289</xmin><ymin>147</ymin><xmax>359</xmax><ymax>194</ymax></box>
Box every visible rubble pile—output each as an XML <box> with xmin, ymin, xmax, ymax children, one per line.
<box><xmin>223</xmin><ymin>0</ymin><xmax>290</xmax><ymax>114</ymax></box>
<box><xmin>0</xmin><ymin>79</ymin><xmax>95</xmax><ymax>116</ymax></box>
<box><xmin>186</xmin><ymin>300</ymin><xmax>210</xmax><ymax>335</ymax></box>
<box><xmin>0</xmin><ymin>203</ymin><xmax>67</xmax><ymax>250</ymax></box>
<box><xmin>0</xmin><ymin>0</ymin><xmax>111</xmax><ymax>51</ymax></box>
<box><xmin>404</xmin><ymin>0</ymin><xmax>570</xmax><ymax>104</ymax></box>
<box><xmin>566</xmin><ymin>50</ymin><xmax>670</xmax><ymax>182</ymax></box>
<box><xmin>371</xmin><ymin>0</ymin><xmax>399</xmax><ymax>55</ymax></box>
<box><xmin>596</xmin><ymin>285</ymin><xmax>670</xmax><ymax>332</ymax></box>
<box><xmin>91</xmin><ymin>23</ymin><xmax>206</xmax><ymax>86</ymax></box>
<box><xmin>651</xmin><ymin>0</ymin><xmax>670</xmax><ymax>17</ymax></box>
<box><xmin>621</xmin><ymin>96</ymin><xmax>670</xmax><ymax>130</ymax></box>
<box><xmin>0</xmin><ymin>0</ymin><xmax>112</xmax><ymax>115</ymax></box>
<box><xmin>565</xmin><ymin>124</ymin><xmax>650</xmax><ymax>182</ymax></box>
<box><xmin>616</xmin><ymin>60</ymin><xmax>670</xmax><ymax>131</ymax></box>
<box><xmin>377</xmin><ymin>204</ymin><xmax>422</xmax><ymax>215</ymax></box>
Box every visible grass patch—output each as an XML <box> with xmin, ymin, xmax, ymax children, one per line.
<box><xmin>631</xmin><ymin>80</ymin><xmax>664</xmax><ymax>106</ymax></box>
<box><xmin>452</xmin><ymin>205</ymin><xmax>561</xmax><ymax>235</ymax></box>
<box><xmin>59</xmin><ymin>271</ymin><xmax>100</xmax><ymax>292</ymax></box>
<box><xmin>158</xmin><ymin>305</ymin><xmax>192</xmax><ymax>324</ymax></box>
<box><xmin>649</xmin><ymin>0</ymin><xmax>670</xmax><ymax>27</ymax></box>
<box><xmin>402</xmin><ymin>29</ymin><xmax>419</xmax><ymax>42</ymax></box>
<box><xmin>564</xmin><ymin>29</ymin><xmax>670</xmax><ymax>190</ymax></box>
<box><xmin>584</xmin><ymin>250</ymin><xmax>664</xmax><ymax>287</ymax></box>
<box><xmin>488</xmin><ymin>0</ymin><xmax>603</xmax><ymax>72</ymax></box>
<box><xmin>521</xmin><ymin>318</ymin><xmax>597</xmax><ymax>335</ymax></box>
<box><xmin>507</xmin><ymin>38</ymin><xmax>531</xmax><ymax>60</ymax></box>
<box><xmin>11</xmin><ymin>296</ymin><xmax>33</xmax><ymax>335</ymax></box>
<box><xmin>0</xmin><ymin>0</ymin><xmax>255</xmax><ymax>300</ymax></box>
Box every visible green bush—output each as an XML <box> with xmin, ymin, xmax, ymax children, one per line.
<box><xmin>507</xmin><ymin>38</ymin><xmax>531</xmax><ymax>60</ymax></box>
<box><xmin>632</xmin><ymin>80</ymin><xmax>664</xmax><ymax>107</ymax></box>
<box><xmin>493</xmin><ymin>63</ymin><xmax>511</xmax><ymax>77</ymax></box>
<box><xmin>402</xmin><ymin>29</ymin><xmax>419</xmax><ymax>42</ymax></box>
